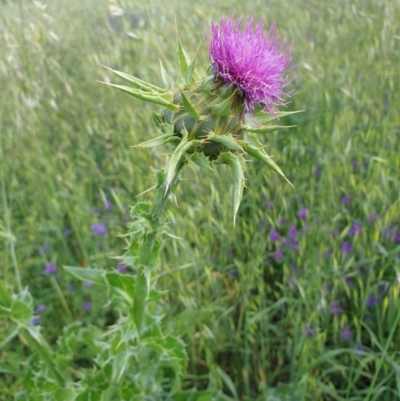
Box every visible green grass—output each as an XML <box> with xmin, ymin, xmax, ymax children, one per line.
<box><xmin>1</xmin><ymin>0</ymin><xmax>400</xmax><ymax>399</ymax></box>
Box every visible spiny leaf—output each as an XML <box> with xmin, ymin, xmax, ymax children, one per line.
<box><xmin>206</xmin><ymin>132</ymin><xmax>244</xmax><ymax>152</ymax></box>
<box><xmin>209</xmin><ymin>96</ymin><xmax>233</xmax><ymax>117</ymax></box>
<box><xmin>249</xmin><ymin>109</ymin><xmax>304</xmax><ymax>125</ymax></box>
<box><xmin>133</xmin><ymin>132</ymin><xmax>179</xmax><ymax>148</ymax></box>
<box><xmin>100</xmin><ymin>82</ymin><xmax>179</xmax><ymax>111</ymax></box>
<box><xmin>179</xmin><ymin>89</ymin><xmax>201</xmax><ymax>120</ymax></box>
<box><xmin>218</xmin><ymin>152</ymin><xmax>246</xmax><ymax>226</ymax></box>
<box><xmin>159</xmin><ymin>60</ymin><xmax>172</xmax><ymax>89</ymax></box>
<box><xmin>176</xmin><ymin>33</ymin><xmax>191</xmax><ymax>79</ymax></box>
<box><xmin>166</xmin><ymin>129</ymin><xmax>201</xmax><ymax>189</ymax></box>
<box><xmin>243</xmin><ymin>136</ymin><xmax>293</xmax><ymax>187</ymax></box>
<box><xmin>189</xmin><ymin>152</ymin><xmax>215</xmax><ymax>172</ymax></box>
<box><xmin>102</xmin><ymin>65</ymin><xmax>166</xmax><ymax>94</ymax></box>
<box><xmin>243</xmin><ymin>124</ymin><xmax>296</xmax><ymax>134</ymax></box>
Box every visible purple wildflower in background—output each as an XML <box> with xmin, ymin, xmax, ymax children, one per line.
<box><xmin>290</xmin><ymin>262</ymin><xmax>300</xmax><ymax>275</ymax></box>
<box><xmin>305</xmin><ymin>326</ymin><xmax>314</xmax><ymax>336</ymax></box>
<box><xmin>344</xmin><ymin>276</ymin><xmax>352</xmax><ymax>288</ymax></box>
<box><xmin>117</xmin><ymin>264</ymin><xmax>127</xmax><ymax>274</ymax></box>
<box><xmin>366</xmin><ymin>295</ymin><xmax>375</xmax><ymax>308</ymax></box>
<box><xmin>382</xmin><ymin>226</ymin><xmax>393</xmax><ymax>238</ymax></box>
<box><xmin>40</xmin><ymin>244</ymin><xmax>49</xmax><ymax>254</ymax></box>
<box><xmin>349</xmin><ymin>220</ymin><xmax>361</xmax><ymax>236</ymax></box>
<box><xmin>314</xmin><ymin>167</ymin><xmax>321</xmax><ymax>176</ymax></box>
<box><xmin>297</xmin><ymin>208</ymin><xmax>308</xmax><ymax>219</ymax></box>
<box><xmin>83</xmin><ymin>301</ymin><xmax>91</xmax><ymax>311</ymax></box>
<box><xmin>342</xmin><ymin>325</ymin><xmax>351</xmax><ymax>341</ymax></box>
<box><xmin>341</xmin><ymin>241</ymin><xmax>352</xmax><ymax>255</ymax></box>
<box><xmin>341</xmin><ymin>195</ymin><xmax>351</xmax><ymax>204</ymax></box>
<box><xmin>270</xmin><ymin>228</ymin><xmax>280</xmax><ymax>242</ymax></box>
<box><xmin>330</xmin><ymin>301</ymin><xmax>342</xmax><ymax>316</ymax></box>
<box><xmin>288</xmin><ymin>224</ymin><xmax>297</xmax><ymax>239</ymax></box>
<box><xmin>91</xmin><ymin>223</ymin><xmax>107</xmax><ymax>236</ymax></box>
<box><xmin>44</xmin><ymin>262</ymin><xmax>57</xmax><ymax>276</ymax></box>
<box><xmin>83</xmin><ymin>281</ymin><xmax>93</xmax><ymax>288</ymax></box>
<box><xmin>34</xmin><ymin>305</ymin><xmax>46</xmax><ymax>315</ymax></box>
<box><xmin>352</xmin><ymin>160</ymin><xmax>359</xmax><ymax>169</ymax></box>
<box><xmin>30</xmin><ymin>317</ymin><xmax>40</xmax><ymax>325</ymax></box>
<box><xmin>394</xmin><ymin>230</ymin><xmax>400</xmax><ymax>244</ymax></box>
<box><xmin>368</xmin><ymin>212</ymin><xmax>378</xmax><ymax>222</ymax></box>
<box><xmin>278</xmin><ymin>216</ymin><xmax>286</xmax><ymax>226</ymax></box>
<box><xmin>380</xmin><ymin>283</ymin><xmax>389</xmax><ymax>294</ymax></box>
<box><xmin>67</xmin><ymin>283</ymin><xmax>75</xmax><ymax>291</ymax></box>
<box><xmin>64</xmin><ymin>227</ymin><xmax>72</xmax><ymax>236</ymax></box>
<box><xmin>353</xmin><ymin>343</ymin><xmax>363</xmax><ymax>357</ymax></box>
<box><xmin>227</xmin><ymin>268</ymin><xmax>239</xmax><ymax>277</ymax></box>
<box><xmin>274</xmin><ymin>246</ymin><xmax>283</xmax><ymax>261</ymax></box>
<box><xmin>207</xmin><ymin>14</ymin><xmax>294</xmax><ymax>116</ymax></box>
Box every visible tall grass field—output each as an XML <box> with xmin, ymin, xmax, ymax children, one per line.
<box><xmin>1</xmin><ymin>0</ymin><xmax>399</xmax><ymax>399</ymax></box>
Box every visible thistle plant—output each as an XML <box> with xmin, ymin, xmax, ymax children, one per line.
<box><xmin>0</xmin><ymin>14</ymin><xmax>297</xmax><ymax>400</ymax></box>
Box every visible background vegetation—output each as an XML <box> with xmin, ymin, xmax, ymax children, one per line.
<box><xmin>1</xmin><ymin>0</ymin><xmax>399</xmax><ymax>399</ymax></box>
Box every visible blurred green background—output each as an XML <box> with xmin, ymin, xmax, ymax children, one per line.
<box><xmin>1</xmin><ymin>0</ymin><xmax>399</xmax><ymax>399</ymax></box>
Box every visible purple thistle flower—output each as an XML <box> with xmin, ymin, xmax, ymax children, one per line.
<box><xmin>274</xmin><ymin>246</ymin><xmax>283</xmax><ymax>261</ymax></box>
<box><xmin>207</xmin><ymin>14</ymin><xmax>294</xmax><ymax>116</ymax></box>
<box><xmin>368</xmin><ymin>212</ymin><xmax>378</xmax><ymax>223</ymax></box>
<box><xmin>44</xmin><ymin>262</ymin><xmax>57</xmax><ymax>276</ymax></box>
<box><xmin>34</xmin><ymin>305</ymin><xmax>46</xmax><ymax>315</ymax></box>
<box><xmin>330</xmin><ymin>301</ymin><xmax>342</xmax><ymax>316</ymax></box>
<box><xmin>349</xmin><ymin>220</ymin><xmax>361</xmax><ymax>236</ymax></box>
<box><xmin>83</xmin><ymin>281</ymin><xmax>93</xmax><ymax>288</ymax></box>
<box><xmin>341</xmin><ymin>241</ymin><xmax>352</xmax><ymax>255</ymax></box>
<box><xmin>341</xmin><ymin>195</ymin><xmax>351</xmax><ymax>204</ymax></box>
<box><xmin>30</xmin><ymin>317</ymin><xmax>40</xmax><ymax>325</ymax></box>
<box><xmin>269</xmin><ymin>228</ymin><xmax>280</xmax><ymax>242</ymax></box>
<box><xmin>297</xmin><ymin>208</ymin><xmax>308</xmax><ymax>219</ymax></box>
<box><xmin>342</xmin><ymin>325</ymin><xmax>351</xmax><ymax>341</ymax></box>
<box><xmin>117</xmin><ymin>264</ymin><xmax>127</xmax><ymax>274</ymax></box>
<box><xmin>91</xmin><ymin>223</ymin><xmax>107</xmax><ymax>236</ymax></box>
<box><xmin>83</xmin><ymin>301</ymin><xmax>91</xmax><ymax>311</ymax></box>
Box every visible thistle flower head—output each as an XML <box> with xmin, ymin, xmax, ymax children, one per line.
<box><xmin>207</xmin><ymin>14</ymin><xmax>294</xmax><ymax>115</ymax></box>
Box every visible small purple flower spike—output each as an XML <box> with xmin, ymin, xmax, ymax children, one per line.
<box><xmin>45</xmin><ymin>262</ymin><xmax>57</xmax><ymax>276</ymax></box>
<box><xmin>34</xmin><ymin>305</ymin><xmax>46</xmax><ymax>315</ymax></box>
<box><xmin>305</xmin><ymin>326</ymin><xmax>314</xmax><ymax>336</ymax></box>
<box><xmin>67</xmin><ymin>283</ymin><xmax>75</xmax><ymax>292</ymax></box>
<box><xmin>83</xmin><ymin>281</ymin><xmax>93</xmax><ymax>288</ymax></box>
<box><xmin>342</xmin><ymin>325</ymin><xmax>351</xmax><ymax>341</ymax></box>
<box><xmin>366</xmin><ymin>295</ymin><xmax>375</xmax><ymax>308</ymax></box>
<box><xmin>341</xmin><ymin>241</ymin><xmax>352</xmax><ymax>255</ymax></box>
<box><xmin>330</xmin><ymin>300</ymin><xmax>342</xmax><ymax>316</ymax></box>
<box><xmin>30</xmin><ymin>317</ymin><xmax>40</xmax><ymax>325</ymax></box>
<box><xmin>269</xmin><ymin>228</ymin><xmax>280</xmax><ymax>242</ymax></box>
<box><xmin>341</xmin><ymin>196</ymin><xmax>351</xmax><ymax>204</ymax></box>
<box><xmin>297</xmin><ymin>208</ymin><xmax>308</xmax><ymax>219</ymax></box>
<box><xmin>349</xmin><ymin>221</ymin><xmax>361</xmax><ymax>236</ymax></box>
<box><xmin>207</xmin><ymin>14</ymin><xmax>294</xmax><ymax>116</ymax></box>
<box><xmin>288</xmin><ymin>224</ymin><xmax>297</xmax><ymax>239</ymax></box>
<box><xmin>274</xmin><ymin>246</ymin><xmax>283</xmax><ymax>261</ymax></box>
<box><xmin>83</xmin><ymin>301</ymin><xmax>91</xmax><ymax>311</ymax></box>
<box><xmin>91</xmin><ymin>223</ymin><xmax>107</xmax><ymax>236</ymax></box>
<box><xmin>117</xmin><ymin>264</ymin><xmax>127</xmax><ymax>274</ymax></box>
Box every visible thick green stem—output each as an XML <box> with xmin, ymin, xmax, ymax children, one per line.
<box><xmin>133</xmin><ymin>162</ymin><xmax>184</xmax><ymax>334</ymax></box>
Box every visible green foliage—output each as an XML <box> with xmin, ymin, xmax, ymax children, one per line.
<box><xmin>1</xmin><ymin>0</ymin><xmax>400</xmax><ymax>400</ymax></box>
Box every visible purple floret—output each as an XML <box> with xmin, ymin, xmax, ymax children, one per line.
<box><xmin>207</xmin><ymin>14</ymin><xmax>294</xmax><ymax>116</ymax></box>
